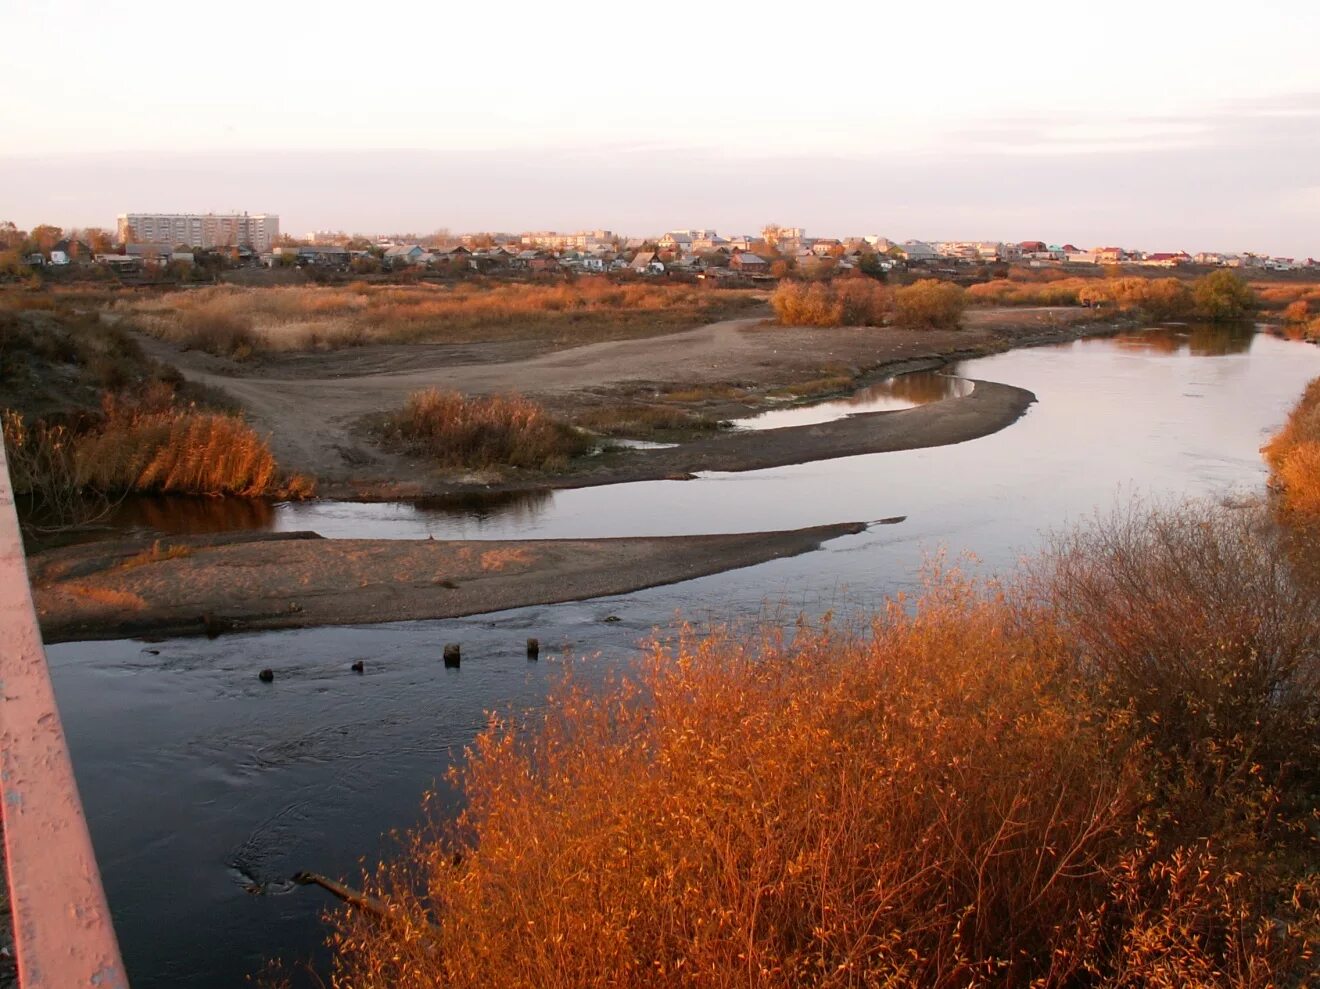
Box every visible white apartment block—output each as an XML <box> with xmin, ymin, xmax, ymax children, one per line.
<box><xmin>116</xmin><ymin>212</ymin><xmax>280</xmax><ymax>252</ymax></box>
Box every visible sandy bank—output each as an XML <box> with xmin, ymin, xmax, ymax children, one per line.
<box><xmin>31</xmin><ymin>523</ymin><xmax>868</xmax><ymax>644</ymax></box>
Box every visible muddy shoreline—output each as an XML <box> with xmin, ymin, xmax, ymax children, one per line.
<box><xmin>31</xmin><ymin>523</ymin><xmax>868</xmax><ymax>644</ymax></box>
<box><xmin>321</xmin><ymin>313</ymin><xmax>1133</xmax><ymax>500</ymax></box>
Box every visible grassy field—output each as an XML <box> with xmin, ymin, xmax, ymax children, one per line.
<box><xmin>115</xmin><ymin>280</ymin><xmax>764</xmax><ymax>358</ymax></box>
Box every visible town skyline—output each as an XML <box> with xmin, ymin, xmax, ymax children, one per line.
<box><xmin>4</xmin><ymin>2</ymin><xmax>1320</xmax><ymax>257</ymax></box>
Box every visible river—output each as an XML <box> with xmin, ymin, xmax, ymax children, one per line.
<box><xmin>45</xmin><ymin>323</ymin><xmax>1320</xmax><ymax>987</ymax></box>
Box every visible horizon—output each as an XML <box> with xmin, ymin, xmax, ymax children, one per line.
<box><xmin>3</xmin><ymin>1</ymin><xmax>1319</xmax><ymax>256</ymax></box>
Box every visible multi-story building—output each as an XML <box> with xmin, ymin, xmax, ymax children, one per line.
<box><xmin>519</xmin><ymin>230</ymin><xmax>614</xmax><ymax>251</ymax></box>
<box><xmin>116</xmin><ymin>212</ymin><xmax>280</xmax><ymax>252</ymax></box>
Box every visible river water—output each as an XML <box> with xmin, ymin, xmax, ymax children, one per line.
<box><xmin>45</xmin><ymin>324</ymin><xmax>1320</xmax><ymax>987</ymax></box>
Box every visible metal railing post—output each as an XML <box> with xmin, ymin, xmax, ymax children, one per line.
<box><xmin>0</xmin><ymin>445</ymin><xmax>128</xmax><ymax>987</ymax></box>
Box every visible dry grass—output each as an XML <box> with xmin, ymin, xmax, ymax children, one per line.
<box><xmin>115</xmin><ymin>539</ymin><xmax>193</xmax><ymax>571</ymax></box>
<box><xmin>380</xmin><ymin>389</ymin><xmax>591</xmax><ymax>471</ymax></box>
<box><xmin>325</xmin><ymin>503</ymin><xmax>1319</xmax><ymax>989</ymax></box>
<box><xmin>118</xmin><ymin>280</ymin><xmax>761</xmax><ymax>357</ymax></box>
<box><xmin>1264</xmin><ymin>377</ymin><xmax>1320</xmax><ymax>515</ymax></box>
<box><xmin>62</xmin><ymin>583</ymin><xmax>146</xmax><ymax>610</ymax></box>
<box><xmin>573</xmin><ymin>404</ymin><xmax>722</xmax><ymax>438</ymax></box>
<box><xmin>3</xmin><ymin>395</ymin><xmax>314</xmax><ymax>505</ymax></box>
<box><xmin>478</xmin><ymin>547</ymin><xmax>534</xmax><ymax>572</ymax></box>
<box><xmin>969</xmin><ymin>272</ymin><xmax>1258</xmax><ymax>322</ymax></box>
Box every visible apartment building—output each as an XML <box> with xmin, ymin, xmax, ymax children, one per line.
<box><xmin>116</xmin><ymin>212</ymin><xmax>280</xmax><ymax>251</ymax></box>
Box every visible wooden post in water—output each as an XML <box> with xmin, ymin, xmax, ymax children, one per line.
<box><xmin>443</xmin><ymin>643</ymin><xmax>461</xmax><ymax>667</ymax></box>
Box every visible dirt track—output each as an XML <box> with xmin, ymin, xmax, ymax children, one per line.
<box><xmin>134</xmin><ymin>307</ymin><xmax>1123</xmax><ymax>496</ymax></box>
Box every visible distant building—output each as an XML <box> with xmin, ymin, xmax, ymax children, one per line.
<box><xmin>520</xmin><ymin>230</ymin><xmax>614</xmax><ymax>251</ymax></box>
<box><xmin>116</xmin><ymin>212</ymin><xmax>279</xmax><ymax>252</ymax></box>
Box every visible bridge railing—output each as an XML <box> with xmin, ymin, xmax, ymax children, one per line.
<box><xmin>0</xmin><ymin>446</ymin><xmax>128</xmax><ymax>988</ymax></box>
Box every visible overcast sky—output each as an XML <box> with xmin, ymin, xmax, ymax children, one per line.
<box><xmin>3</xmin><ymin>1</ymin><xmax>1318</xmax><ymax>255</ymax></box>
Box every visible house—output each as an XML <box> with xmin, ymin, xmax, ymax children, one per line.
<box><xmin>1142</xmin><ymin>251</ymin><xmax>1190</xmax><ymax>268</ymax></box>
<box><xmin>383</xmin><ymin>244</ymin><xmax>428</xmax><ymax>266</ymax></box>
<box><xmin>629</xmin><ymin>251</ymin><xmax>665</xmax><ymax>275</ymax></box>
<box><xmin>898</xmin><ymin>241</ymin><xmax>939</xmax><ymax>262</ymax></box>
<box><xmin>295</xmin><ymin>245</ymin><xmax>351</xmax><ymax>267</ymax></box>
<box><xmin>729</xmin><ymin>252</ymin><xmax>769</xmax><ymax>272</ymax></box>
<box><xmin>1094</xmin><ymin>246</ymin><xmax>1127</xmax><ymax>263</ymax></box>
<box><xmin>658</xmin><ymin>232</ymin><xmax>693</xmax><ymax>253</ymax></box>
<box><xmin>49</xmin><ymin>238</ymin><xmax>93</xmax><ymax>265</ymax></box>
<box><xmin>1018</xmin><ymin>240</ymin><xmax>1048</xmax><ymax>255</ymax></box>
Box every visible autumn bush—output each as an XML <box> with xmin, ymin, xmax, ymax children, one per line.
<box><xmin>325</xmin><ymin>503</ymin><xmax>1319</xmax><ymax>988</ymax></box>
<box><xmin>968</xmin><ymin>271</ymin><xmax>1260</xmax><ymax>323</ymax></box>
<box><xmin>770</xmin><ymin>279</ymin><xmax>890</xmax><ymax>327</ymax></box>
<box><xmin>892</xmin><ymin>279</ymin><xmax>966</xmax><ymax>329</ymax></box>
<box><xmin>380</xmin><ymin>389</ymin><xmax>591</xmax><ymax>471</ymax></box>
<box><xmin>1264</xmin><ymin>376</ymin><xmax>1320</xmax><ymax>516</ymax></box>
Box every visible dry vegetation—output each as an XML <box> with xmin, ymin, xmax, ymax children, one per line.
<box><xmin>1265</xmin><ymin>376</ymin><xmax>1320</xmax><ymax>516</ymax></box>
<box><xmin>3</xmin><ymin>392</ymin><xmax>314</xmax><ymax>509</ymax></box>
<box><xmin>1</xmin><ymin>305</ymin><xmax>312</xmax><ymax>516</ymax></box>
<box><xmin>379</xmin><ymin>389</ymin><xmax>592</xmax><ymax>472</ymax></box>
<box><xmin>967</xmin><ymin>271</ymin><xmax>1258</xmax><ymax>322</ymax></box>
<box><xmin>326</xmin><ymin>501</ymin><xmax>1319</xmax><ymax>988</ymax></box>
<box><xmin>118</xmin><ymin>280</ymin><xmax>762</xmax><ymax>358</ymax></box>
<box><xmin>770</xmin><ymin>279</ymin><xmax>966</xmax><ymax>330</ymax></box>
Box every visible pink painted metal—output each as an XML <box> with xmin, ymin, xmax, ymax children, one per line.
<box><xmin>0</xmin><ymin>448</ymin><xmax>128</xmax><ymax>988</ymax></box>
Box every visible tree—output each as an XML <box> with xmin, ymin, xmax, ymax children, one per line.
<box><xmin>0</xmin><ymin>221</ymin><xmax>23</xmax><ymax>251</ymax></box>
<box><xmin>28</xmin><ymin>224</ymin><xmax>64</xmax><ymax>252</ymax></box>
<box><xmin>1193</xmin><ymin>270</ymin><xmax>1256</xmax><ymax>322</ymax></box>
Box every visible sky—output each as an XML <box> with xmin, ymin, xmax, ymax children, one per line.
<box><xmin>3</xmin><ymin>0</ymin><xmax>1319</xmax><ymax>256</ymax></box>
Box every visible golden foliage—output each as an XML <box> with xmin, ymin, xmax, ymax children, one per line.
<box><xmin>770</xmin><ymin>280</ymin><xmax>891</xmax><ymax>327</ymax></box>
<box><xmin>3</xmin><ymin>397</ymin><xmax>314</xmax><ymax>502</ymax></box>
<box><xmin>1264</xmin><ymin>377</ymin><xmax>1320</xmax><ymax>516</ymax></box>
<box><xmin>892</xmin><ymin>280</ymin><xmax>967</xmax><ymax>329</ymax></box>
<box><xmin>327</xmin><ymin>506</ymin><xmax>1320</xmax><ymax>988</ymax></box>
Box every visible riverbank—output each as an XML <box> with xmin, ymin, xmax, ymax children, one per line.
<box><xmin>29</xmin><ymin>523</ymin><xmax>868</xmax><ymax>643</ymax></box>
<box><xmin>132</xmin><ymin>306</ymin><xmax>1134</xmax><ymax>500</ymax></box>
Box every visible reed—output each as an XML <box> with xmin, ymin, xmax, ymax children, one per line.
<box><xmin>381</xmin><ymin>389</ymin><xmax>590</xmax><ymax>471</ymax></box>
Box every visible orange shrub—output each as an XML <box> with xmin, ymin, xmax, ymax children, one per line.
<box><xmin>892</xmin><ymin>279</ymin><xmax>966</xmax><ymax>329</ymax></box>
<box><xmin>771</xmin><ymin>279</ymin><xmax>890</xmax><ymax>327</ymax></box>
<box><xmin>1264</xmin><ymin>376</ymin><xmax>1320</xmax><ymax>516</ymax></box>
<box><xmin>324</xmin><ymin>507</ymin><xmax>1320</xmax><ymax>988</ymax></box>
<box><xmin>3</xmin><ymin>398</ymin><xmax>312</xmax><ymax>502</ymax></box>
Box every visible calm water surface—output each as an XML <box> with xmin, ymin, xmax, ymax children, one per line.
<box><xmin>48</xmin><ymin>325</ymin><xmax>1320</xmax><ymax>987</ymax></box>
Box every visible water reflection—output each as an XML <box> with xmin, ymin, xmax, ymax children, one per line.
<box><xmin>107</xmin><ymin>495</ymin><xmax>279</xmax><ymax>536</ymax></box>
<box><xmin>733</xmin><ymin>371</ymin><xmax>973</xmax><ymax>431</ymax></box>
<box><xmin>412</xmin><ymin>488</ymin><xmax>552</xmax><ymax>524</ymax></box>
<box><xmin>1112</xmin><ymin>322</ymin><xmax>1255</xmax><ymax>356</ymax></box>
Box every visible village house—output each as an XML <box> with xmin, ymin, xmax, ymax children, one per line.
<box><xmin>729</xmin><ymin>251</ymin><xmax>769</xmax><ymax>273</ymax></box>
<box><xmin>629</xmin><ymin>250</ymin><xmax>665</xmax><ymax>275</ymax></box>
<box><xmin>1140</xmin><ymin>251</ymin><xmax>1191</xmax><ymax>268</ymax></box>
<box><xmin>383</xmin><ymin>244</ymin><xmax>429</xmax><ymax>266</ymax></box>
